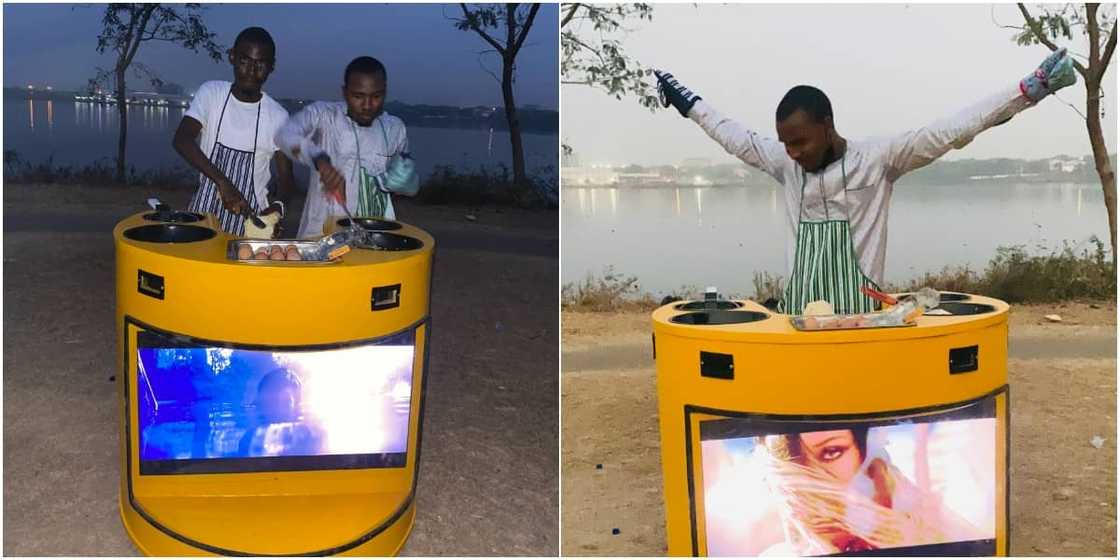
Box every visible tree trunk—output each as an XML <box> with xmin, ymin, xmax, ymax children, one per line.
<box><xmin>501</xmin><ymin>56</ymin><xmax>527</xmax><ymax>188</ymax></box>
<box><xmin>115</xmin><ymin>68</ymin><xmax>128</xmax><ymax>184</ymax></box>
<box><xmin>1085</xmin><ymin>73</ymin><xmax>1117</xmax><ymax>263</ymax></box>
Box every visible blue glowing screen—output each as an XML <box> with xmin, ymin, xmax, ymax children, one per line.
<box><xmin>134</xmin><ymin>328</ymin><xmax>414</xmax><ymax>474</ymax></box>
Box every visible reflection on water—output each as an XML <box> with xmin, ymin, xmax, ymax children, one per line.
<box><xmin>562</xmin><ymin>183</ymin><xmax>1108</xmax><ymax>295</ymax></box>
<box><xmin>6</xmin><ymin>98</ymin><xmax>558</xmax><ymax>180</ymax></box>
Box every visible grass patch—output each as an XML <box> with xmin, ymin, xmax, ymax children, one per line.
<box><xmin>416</xmin><ymin>164</ymin><xmax>557</xmax><ymax>208</ymax></box>
<box><xmin>887</xmin><ymin>238</ymin><xmax>1115</xmax><ymax>303</ymax></box>
<box><xmin>561</xmin><ymin>266</ymin><xmax>660</xmax><ymax>312</ymax></box>
<box><xmin>4</xmin><ymin>150</ymin><xmax>195</xmax><ymax>188</ymax></box>
<box><xmin>564</xmin><ymin>240</ymin><xmax>1116</xmax><ymax>312</ymax></box>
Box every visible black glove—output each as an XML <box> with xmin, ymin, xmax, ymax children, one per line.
<box><xmin>655</xmin><ymin>70</ymin><xmax>702</xmax><ymax>118</ymax></box>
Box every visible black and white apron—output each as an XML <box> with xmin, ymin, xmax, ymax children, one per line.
<box><xmin>188</xmin><ymin>88</ymin><xmax>263</xmax><ymax>236</ymax></box>
<box><xmin>779</xmin><ymin>157</ymin><xmax>880</xmax><ymax>316</ymax></box>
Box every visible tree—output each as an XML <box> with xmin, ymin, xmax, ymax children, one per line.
<box><xmin>91</xmin><ymin>4</ymin><xmax>222</xmax><ymax>182</ymax></box>
<box><xmin>561</xmin><ymin>4</ymin><xmax>656</xmax><ymax>110</ymax></box>
<box><xmin>454</xmin><ymin>3</ymin><xmax>542</xmax><ymax>191</ymax></box>
<box><xmin>1004</xmin><ymin>3</ymin><xmax>1117</xmax><ymax>260</ymax></box>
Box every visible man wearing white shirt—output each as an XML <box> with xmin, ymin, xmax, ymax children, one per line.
<box><xmin>275</xmin><ymin>56</ymin><xmax>418</xmax><ymax>239</ymax></box>
<box><xmin>172</xmin><ymin>26</ymin><xmax>294</xmax><ymax>236</ymax></box>
<box><xmin>656</xmin><ymin>48</ymin><xmax>1077</xmax><ymax>314</ymax></box>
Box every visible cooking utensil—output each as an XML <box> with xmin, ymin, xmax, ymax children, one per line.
<box><xmin>241</xmin><ymin>208</ymin><xmax>267</xmax><ymax>230</ymax></box>
<box><xmin>861</xmin><ymin>286</ymin><xmax>898</xmax><ymax>306</ymax></box>
<box><xmin>332</xmin><ymin>189</ymin><xmax>363</xmax><ymax>239</ymax></box>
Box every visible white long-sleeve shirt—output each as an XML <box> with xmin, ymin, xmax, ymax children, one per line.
<box><xmin>689</xmin><ymin>86</ymin><xmax>1032</xmax><ymax>285</ymax></box>
<box><xmin>274</xmin><ymin>101</ymin><xmax>409</xmax><ymax>238</ymax></box>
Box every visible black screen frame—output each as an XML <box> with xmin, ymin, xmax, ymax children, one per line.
<box><xmin>128</xmin><ymin>317</ymin><xmax>418</xmax><ymax>476</ymax></box>
<box><xmin>685</xmin><ymin>386</ymin><xmax>1009</xmax><ymax>557</ymax></box>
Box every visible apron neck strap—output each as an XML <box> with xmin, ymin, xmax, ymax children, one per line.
<box><xmin>214</xmin><ymin>86</ymin><xmax>263</xmax><ymax>156</ymax></box>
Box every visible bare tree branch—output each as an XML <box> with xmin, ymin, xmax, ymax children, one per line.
<box><xmin>475</xmin><ymin>49</ymin><xmax>503</xmax><ymax>85</ymax></box>
<box><xmin>561</xmin><ymin>2</ymin><xmax>582</xmax><ymax>27</ymax></box>
<box><xmin>1087</xmin><ymin>3</ymin><xmax>1101</xmax><ymax>68</ymax></box>
<box><xmin>459</xmin><ymin>3</ymin><xmax>506</xmax><ymax>55</ymax></box>
<box><xmin>122</xmin><ymin>5</ymin><xmax>156</xmax><ymax>70</ymax></box>
<box><xmin>511</xmin><ymin>3</ymin><xmax>541</xmax><ymax>58</ymax></box>
<box><xmin>1101</xmin><ymin>13</ymin><xmax>1118</xmax><ymax>74</ymax></box>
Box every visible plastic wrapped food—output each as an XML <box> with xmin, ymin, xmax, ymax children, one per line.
<box><xmin>791</xmin><ymin>288</ymin><xmax>942</xmax><ymax>331</ymax></box>
<box><xmin>803</xmin><ymin>300</ymin><xmax>834</xmax><ymax>316</ymax></box>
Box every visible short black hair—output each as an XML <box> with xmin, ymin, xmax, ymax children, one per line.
<box><xmin>344</xmin><ymin>56</ymin><xmax>387</xmax><ymax>87</ymax></box>
<box><xmin>233</xmin><ymin>27</ymin><xmax>276</xmax><ymax>59</ymax></box>
<box><xmin>776</xmin><ymin>85</ymin><xmax>832</xmax><ymax>123</ymax></box>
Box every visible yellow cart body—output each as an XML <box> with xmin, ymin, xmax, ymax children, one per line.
<box><xmin>653</xmin><ymin>295</ymin><xmax>1009</xmax><ymax>556</ymax></box>
<box><xmin>114</xmin><ymin>212</ymin><xmax>433</xmax><ymax>555</ymax></box>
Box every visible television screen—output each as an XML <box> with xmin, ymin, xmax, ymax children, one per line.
<box><xmin>134</xmin><ymin>328</ymin><xmax>415</xmax><ymax>474</ymax></box>
<box><xmin>698</xmin><ymin>396</ymin><xmax>999</xmax><ymax>556</ymax></box>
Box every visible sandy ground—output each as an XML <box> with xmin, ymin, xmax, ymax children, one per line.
<box><xmin>2</xmin><ymin>182</ymin><xmax>558</xmax><ymax>555</ymax></box>
<box><xmin>561</xmin><ymin>303</ymin><xmax>1117</xmax><ymax>557</ymax></box>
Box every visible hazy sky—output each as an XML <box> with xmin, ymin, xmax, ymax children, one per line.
<box><xmin>563</xmin><ymin>3</ymin><xmax>1117</xmax><ymax>166</ymax></box>
<box><xmin>2</xmin><ymin>3</ymin><xmax>559</xmax><ymax>109</ymax></box>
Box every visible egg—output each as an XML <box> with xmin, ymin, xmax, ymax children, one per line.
<box><xmin>269</xmin><ymin>245</ymin><xmax>286</xmax><ymax>260</ymax></box>
<box><xmin>285</xmin><ymin>245</ymin><xmax>302</xmax><ymax>261</ymax></box>
<box><xmin>237</xmin><ymin>244</ymin><xmax>253</xmax><ymax>260</ymax></box>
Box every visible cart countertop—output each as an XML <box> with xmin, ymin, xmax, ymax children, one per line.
<box><xmin>651</xmin><ymin>294</ymin><xmax>1009</xmax><ymax>344</ymax></box>
<box><xmin>113</xmin><ymin>212</ymin><xmax>434</xmax><ymax>268</ymax></box>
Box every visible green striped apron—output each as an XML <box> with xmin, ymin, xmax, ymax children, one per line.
<box><xmin>350</xmin><ymin>118</ymin><xmax>392</xmax><ymax>219</ymax></box>
<box><xmin>779</xmin><ymin>157</ymin><xmax>879</xmax><ymax>315</ymax></box>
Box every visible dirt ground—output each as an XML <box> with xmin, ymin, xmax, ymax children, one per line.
<box><xmin>561</xmin><ymin>303</ymin><xmax>1117</xmax><ymax>557</ymax></box>
<box><xmin>2</xmin><ymin>182</ymin><xmax>558</xmax><ymax>555</ymax></box>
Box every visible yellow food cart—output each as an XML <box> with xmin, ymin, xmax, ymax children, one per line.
<box><xmin>653</xmin><ymin>293</ymin><xmax>1008</xmax><ymax>556</ymax></box>
<box><xmin>114</xmin><ymin>209</ymin><xmax>433</xmax><ymax>555</ymax></box>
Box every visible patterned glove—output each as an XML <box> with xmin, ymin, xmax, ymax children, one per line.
<box><xmin>1020</xmin><ymin>47</ymin><xmax>1077</xmax><ymax>102</ymax></box>
<box><xmin>379</xmin><ymin>153</ymin><xmax>419</xmax><ymax>196</ymax></box>
<box><xmin>655</xmin><ymin>70</ymin><xmax>702</xmax><ymax>118</ymax></box>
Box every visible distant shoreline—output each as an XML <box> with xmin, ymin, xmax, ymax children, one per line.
<box><xmin>560</xmin><ymin>178</ymin><xmax>1103</xmax><ymax>190</ymax></box>
<box><xmin>4</xmin><ymin>87</ymin><xmax>559</xmax><ymax>134</ymax></box>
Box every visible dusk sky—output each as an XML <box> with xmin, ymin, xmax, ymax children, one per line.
<box><xmin>2</xmin><ymin>3</ymin><xmax>559</xmax><ymax>109</ymax></box>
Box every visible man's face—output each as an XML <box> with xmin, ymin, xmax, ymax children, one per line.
<box><xmin>228</xmin><ymin>41</ymin><xmax>274</xmax><ymax>93</ymax></box>
<box><xmin>343</xmin><ymin>72</ymin><xmax>387</xmax><ymax>126</ymax></box>
<box><xmin>776</xmin><ymin>109</ymin><xmax>833</xmax><ymax>172</ymax></box>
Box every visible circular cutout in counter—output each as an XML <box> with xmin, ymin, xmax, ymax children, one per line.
<box><xmin>670</xmin><ymin>310</ymin><xmax>769</xmax><ymax>325</ymax></box>
<box><xmin>337</xmin><ymin>218</ymin><xmax>403</xmax><ymax>231</ymax></box>
<box><xmin>142</xmin><ymin>211</ymin><xmax>205</xmax><ymax>223</ymax></box>
<box><xmin>897</xmin><ymin>291</ymin><xmax>971</xmax><ymax>303</ymax></box>
<box><xmin>124</xmin><ymin>224</ymin><xmax>216</xmax><ymax>243</ymax></box>
<box><xmin>353</xmin><ymin>231</ymin><xmax>424</xmax><ymax>251</ymax></box>
<box><xmin>934</xmin><ymin>302</ymin><xmax>996</xmax><ymax>316</ymax></box>
<box><xmin>674</xmin><ymin>300</ymin><xmax>742</xmax><ymax>311</ymax></box>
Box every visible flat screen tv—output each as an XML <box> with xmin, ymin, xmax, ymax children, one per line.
<box><xmin>697</xmin><ymin>395</ymin><xmax>1000</xmax><ymax>556</ymax></box>
<box><xmin>133</xmin><ymin>327</ymin><xmax>415</xmax><ymax>475</ymax></box>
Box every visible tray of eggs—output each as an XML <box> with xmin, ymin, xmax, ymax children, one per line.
<box><xmin>227</xmin><ymin>240</ymin><xmax>336</xmax><ymax>264</ymax></box>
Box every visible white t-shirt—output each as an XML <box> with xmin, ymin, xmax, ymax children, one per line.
<box><xmin>689</xmin><ymin>86</ymin><xmax>1031</xmax><ymax>286</ymax></box>
<box><xmin>185</xmin><ymin>80</ymin><xmax>289</xmax><ymax>209</ymax></box>
<box><xmin>273</xmin><ymin>101</ymin><xmax>409</xmax><ymax>238</ymax></box>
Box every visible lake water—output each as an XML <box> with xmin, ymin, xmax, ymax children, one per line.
<box><xmin>3</xmin><ymin>98</ymin><xmax>557</xmax><ymax>182</ymax></box>
<box><xmin>562</xmin><ymin>182</ymin><xmax>1109</xmax><ymax>296</ymax></box>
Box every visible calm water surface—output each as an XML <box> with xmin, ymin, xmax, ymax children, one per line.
<box><xmin>3</xmin><ymin>98</ymin><xmax>557</xmax><ymax>180</ymax></box>
<box><xmin>562</xmin><ymin>182</ymin><xmax>1107</xmax><ymax>295</ymax></box>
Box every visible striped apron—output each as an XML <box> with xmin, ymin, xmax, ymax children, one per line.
<box><xmin>350</xmin><ymin>118</ymin><xmax>392</xmax><ymax>219</ymax></box>
<box><xmin>780</xmin><ymin>157</ymin><xmax>879</xmax><ymax>315</ymax></box>
<box><xmin>187</xmin><ymin>88</ymin><xmax>262</xmax><ymax>236</ymax></box>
